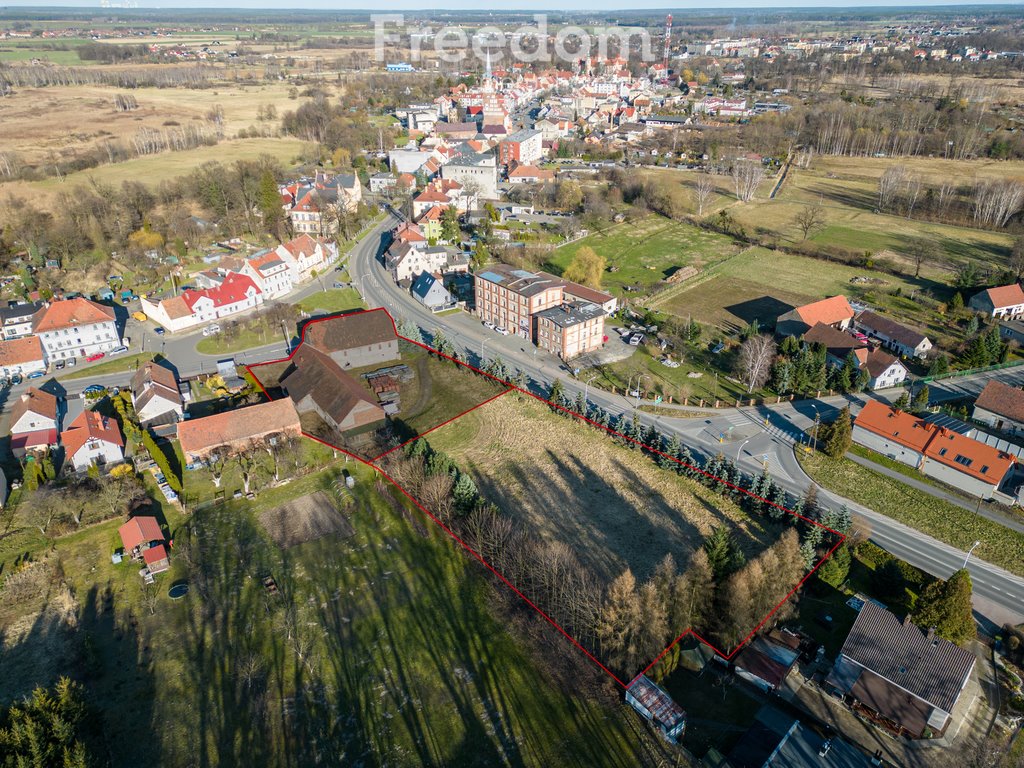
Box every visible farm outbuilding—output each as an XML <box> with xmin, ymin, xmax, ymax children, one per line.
<box><xmin>625</xmin><ymin>675</ymin><xmax>686</xmax><ymax>743</ymax></box>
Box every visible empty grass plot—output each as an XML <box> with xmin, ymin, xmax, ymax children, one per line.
<box><xmin>383</xmin><ymin>393</ymin><xmax>818</xmax><ymax>682</ymax></box>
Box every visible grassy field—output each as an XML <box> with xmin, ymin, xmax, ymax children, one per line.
<box><xmin>0</xmin><ymin>138</ymin><xmax>307</xmax><ymax>210</ymax></box>
<box><xmin>296</xmin><ymin>287</ymin><xmax>365</xmax><ymax>314</ymax></box>
<box><xmin>425</xmin><ymin>394</ymin><xmax>770</xmax><ymax>585</ymax></box>
<box><xmin>798</xmin><ymin>450</ymin><xmax>1024</xmax><ymax>577</ymax></box>
<box><xmin>0</xmin><ymin>457</ymin><xmax>671</xmax><ymax>766</ymax></box>
<box><xmin>60</xmin><ymin>352</ymin><xmax>152</xmax><ymax>380</ymax></box>
<box><xmin>0</xmin><ymin>80</ymin><xmax>310</xmax><ymax>167</ymax></box>
<box><xmin>545</xmin><ymin>216</ymin><xmax>740</xmax><ymax>296</ymax></box>
<box><xmin>729</xmin><ymin>156</ymin><xmax>1017</xmax><ymax>272</ymax></box>
<box><xmin>593</xmin><ymin>341</ymin><xmax>757</xmax><ymax>403</ymax></box>
<box><xmin>658</xmin><ymin>246</ymin><xmax>944</xmax><ymax>336</ymax></box>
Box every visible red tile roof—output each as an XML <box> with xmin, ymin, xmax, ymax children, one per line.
<box><xmin>974</xmin><ymin>380</ymin><xmax>1024</xmax><ymax>423</ymax></box>
<box><xmin>177</xmin><ymin>398</ymin><xmax>301</xmax><ymax>459</ymax></box>
<box><xmin>923</xmin><ymin>428</ymin><xmax>1015</xmax><ymax>483</ymax></box>
<box><xmin>61</xmin><ymin>410</ymin><xmax>124</xmax><ymax>459</ymax></box>
<box><xmin>143</xmin><ymin>543</ymin><xmax>170</xmax><ymax>567</ymax></box>
<box><xmin>32</xmin><ymin>298</ymin><xmax>114</xmax><ymax>333</ymax></box>
<box><xmin>280</xmin><ymin>234</ymin><xmax>324</xmax><ymax>259</ymax></box>
<box><xmin>181</xmin><ymin>273</ymin><xmax>260</xmax><ymax>311</ymax></box>
<box><xmin>119</xmin><ymin>515</ymin><xmax>164</xmax><ymax>551</ymax></box>
<box><xmin>981</xmin><ymin>283</ymin><xmax>1024</xmax><ymax>309</ymax></box>
<box><xmin>854</xmin><ymin>399</ymin><xmax>935</xmax><ymax>453</ymax></box>
<box><xmin>794</xmin><ymin>295</ymin><xmax>854</xmax><ymax>327</ymax></box>
<box><xmin>11</xmin><ymin>429</ymin><xmax>58</xmax><ymax>453</ymax></box>
<box><xmin>0</xmin><ymin>336</ymin><xmax>44</xmax><ymax>368</ymax></box>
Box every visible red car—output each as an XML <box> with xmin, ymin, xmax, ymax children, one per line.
<box><xmin>86</xmin><ymin>352</ymin><xmax>105</xmax><ymax>362</ymax></box>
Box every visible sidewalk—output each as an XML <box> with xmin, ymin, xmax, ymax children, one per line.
<box><xmin>845</xmin><ymin>452</ymin><xmax>1024</xmax><ymax>536</ymax></box>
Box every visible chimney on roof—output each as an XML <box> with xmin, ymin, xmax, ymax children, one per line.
<box><xmin>903</xmin><ymin>614</ymin><xmax>913</xmax><ymax>628</ymax></box>
<box><xmin>926</xmin><ymin>626</ymin><xmax>936</xmax><ymax>643</ymax></box>
<box><xmin>20</xmin><ymin>392</ymin><xmax>29</xmax><ymax>402</ymax></box>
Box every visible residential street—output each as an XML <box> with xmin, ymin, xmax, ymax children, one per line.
<box><xmin>11</xmin><ymin>212</ymin><xmax>1022</xmax><ymax>627</ymax></box>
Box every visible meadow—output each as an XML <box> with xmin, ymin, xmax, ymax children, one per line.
<box><xmin>545</xmin><ymin>215</ymin><xmax>740</xmax><ymax>296</ymax></box>
<box><xmin>424</xmin><ymin>394</ymin><xmax>770</xmax><ymax>585</ymax></box>
<box><xmin>0</xmin><ymin>454</ymin><xmax>673</xmax><ymax>766</ymax></box>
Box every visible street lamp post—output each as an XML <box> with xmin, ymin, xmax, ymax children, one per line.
<box><xmin>811</xmin><ymin>404</ymin><xmax>820</xmax><ymax>453</ymax></box>
<box><xmin>736</xmin><ymin>437</ymin><xmax>753</xmax><ymax>465</ymax></box>
<box><xmin>962</xmin><ymin>540</ymin><xmax>982</xmax><ymax>569</ymax></box>
<box><xmin>635</xmin><ymin>374</ymin><xmax>650</xmax><ymax>408</ymax></box>
<box><xmin>479</xmin><ymin>337</ymin><xmax>490</xmax><ymax>361</ymax></box>
<box><xmin>583</xmin><ymin>373</ymin><xmax>599</xmax><ymax>406</ymax></box>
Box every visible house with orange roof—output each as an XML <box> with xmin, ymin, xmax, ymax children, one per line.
<box><xmin>273</xmin><ymin>234</ymin><xmax>339</xmax><ymax>285</ymax></box>
<box><xmin>507</xmin><ymin>164</ymin><xmax>556</xmax><ymax>184</ymax></box>
<box><xmin>417</xmin><ymin>205</ymin><xmax>446</xmax><ymax>242</ymax></box>
<box><xmin>177</xmin><ymin>397</ymin><xmax>301</xmax><ymax>464</ymax></box>
<box><xmin>412</xmin><ymin>186</ymin><xmax>451</xmax><ymax>219</ymax></box>
<box><xmin>241</xmin><ymin>249</ymin><xmax>293</xmax><ymax>299</ymax></box>
<box><xmin>0</xmin><ymin>335</ymin><xmax>46</xmax><ymax>379</ymax></box>
<box><xmin>61</xmin><ymin>409</ymin><xmax>124</xmax><ymax>472</ymax></box>
<box><xmin>31</xmin><ymin>297</ymin><xmax>120</xmax><ymax>364</ymax></box>
<box><xmin>853</xmin><ymin>399</ymin><xmax>1015</xmax><ymax>498</ymax></box>
<box><xmin>969</xmin><ymin>284</ymin><xmax>1024</xmax><ymax>319</ymax></box>
<box><xmin>776</xmin><ymin>295</ymin><xmax>855</xmax><ymax>337</ymax></box>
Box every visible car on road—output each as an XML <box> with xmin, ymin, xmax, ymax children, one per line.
<box><xmin>10</xmin><ymin>374</ymin><xmax>21</xmax><ymax>386</ymax></box>
<box><xmin>27</xmin><ymin>370</ymin><xmax>44</xmax><ymax>379</ymax></box>
<box><xmin>153</xmin><ymin>327</ymin><xmax>165</xmax><ymax>336</ymax></box>
<box><xmin>65</xmin><ymin>357</ymin><xmax>76</xmax><ymax>367</ymax></box>
<box><xmin>332</xmin><ymin>281</ymin><xmax>346</xmax><ymax>289</ymax></box>
<box><xmin>55</xmin><ymin>360</ymin><xmax>65</xmax><ymax>370</ymax></box>
<box><xmin>132</xmin><ymin>311</ymin><xmax>148</xmax><ymax>322</ymax></box>
<box><xmin>108</xmin><ymin>345</ymin><xmax>129</xmax><ymax>356</ymax></box>
<box><xmin>495</xmin><ymin>326</ymin><xmax>510</xmax><ymax>336</ymax></box>
<box><xmin>86</xmin><ymin>352</ymin><xmax>105</xmax><ymax>362</ymax></box>
<box><xmin>202</xmin><ymin>324</ymin><xmax>221</xmax><ymax>337</ymax></box>
<box><xmin>482</xmin><ymin>320</ymin><xmax>495</xmax><ymax>330</ymax></box>
<box><xmin>82</xmin><ymin>384</ymin><xmax>105</xmax><ymax>395</ymax></box>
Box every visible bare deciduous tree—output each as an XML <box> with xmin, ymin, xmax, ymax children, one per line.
<box><xmin>877</xmin><ymin>164</ymin><xmax>906</xmax><ymax>211</ymax></box>
<box><xmin>738</xmin><ymin>334</ymin><xmax>777</xmax><ymax>393</ymax></box>
<box><xmin>731</xmin><ymin>159</ymin><xmax>765</xmax><ymax>203</ymax></box>
<box><xmin>792</xmin><ymin>202</ymin><xmax>826</xmax><ymax>240</ymax></box>
<box><xmin>694</xmin><ymin>173</ymin><xmax>714</xmax><ymax>217</ymax></box>
<box><xmin>972</xmin><ymin>179</ymin><xmax>1024</xmax><ymax>228</ymax></box>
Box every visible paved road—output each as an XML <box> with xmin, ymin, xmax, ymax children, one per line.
<box><xmin>349</xmin><ymin>224</ymin><xmax>1024</xmax><ymax>625</ymax></box>
<box><xmin>13</xmin><ymin>212</ymin><xmax>1021</xmax><ymax>625</ymax></box>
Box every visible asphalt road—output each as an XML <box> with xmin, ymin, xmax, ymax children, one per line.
<box><xmin>13</xmin><ymin>212</ymin><xmax>1022</xmax><ymax>626</ymax></box>
<box><xmin>348</xmin><ymin>219</ymin><xmax>1024</xmax><ymax>626</ymax></box>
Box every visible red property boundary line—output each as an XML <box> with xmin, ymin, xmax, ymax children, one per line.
<box><xmin>245</xmin><ymin>307</ymin><xmax>846</xmax><ymax>690</ymax></box>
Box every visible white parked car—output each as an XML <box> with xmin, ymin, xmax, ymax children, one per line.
<box><xmin>482</xmin><ymin>320</ymin><xmax>495</xmax><ymax>330</ymax></box>
<box><xmin>108</xmin><ymin>345</ymin><xmax>129</xmax><ymax>356</ymax></box>
<box><xmin>202</xmin><ymin>324</ymin><xmax>221</xmax><ymax>336</ymax></box>
<box><xmin>495</xmin><ymin>326</ymin><xmax>510</xmax><ymax>336</ymax></box>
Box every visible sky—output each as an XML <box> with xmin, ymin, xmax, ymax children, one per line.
<box><xmin>3</xmin><ymin>0</ymin><xmax>1023</xmax><ymax>8</ymax></box>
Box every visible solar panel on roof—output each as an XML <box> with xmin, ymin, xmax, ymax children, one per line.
<box><xmin>511</xmin><ymin>270</ymin><xmax>534</xmax><ymax>278</ymax></box>
<box><xmin>478</xmin><ymin>271</ymin><xmax>504</xmax><ymax>282</ymax></box>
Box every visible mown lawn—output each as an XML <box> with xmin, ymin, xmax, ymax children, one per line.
<box><xmin>545</xmin><ymin>215</ymin><xmax>739</xmax><ymax>295</ymax></box>
<box><xmin>798</xmin><ymin>451</ymin><xmax>1024</xmax><ymax>577</ymax></box>
<box><xmin>296</xmin><ymin>287</ymin><xmax>365</xmax><ymax>314</ymax></box>
<box><xmin>61</xmin><ymin>353</ymin><xmax>152</xmax><ymax>380</ymax></box>
<box><xmin>1</xmin><ymin>457</ymin><xmax>671</xmax><ymax>767</ymax></box>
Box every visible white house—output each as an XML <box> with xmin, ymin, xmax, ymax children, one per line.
<box><xmin>863</xmin><ymin>349</ymin><xmax>909</xmax><ymax>390</ymax></box>
<box><xmin>0</xmin><ymin>301</ymin><xmax>44</xmax><ymax>340</ymax></box>
<box><xmin>0</xmin><ymin>336</ymin><xmax>46</xmax><ymax>379</ymax></box>
<box><xmin>441</xmin><ymin>150</ymin><xmax>498</xmax><ymax>199</ymax></box>
<box><xmin>411</xmin><ymin>273</ymin><xmax>456</xmax><ymax>311</ymax></box>
<box><xmin>969</xmin><ymin>284</ymin><xmax>1024</xmax><ymax>319</ymax></box>
<box><xmin>274</xmin><ymin>235</ymin><xmax>338</xmax><ymax>285</ymax></box>
<box><xmin>855</xmin><ymin>311</ymin><xmax>932</xmax><ymax>360</ymax></box>
<box><xmin>241</xmin><ymin>250</ymin><xmax>293</xmax><ymax>300</ymax></box>
<box><xmin>141</xmin><ymin>273</ymin><xmax>264</xmax><ymax>333</ymax></box>
<box><xmin>9</xmin><ymin>387</ymin><xmax>60</xmax><ymax>457</ymax></box>
<box><xmin>387</xmin><ymin>245</ymin><xmax>456</xmax><ymax>283</ymax></box>
<box><xmin>31</xmin><ymin>298</ymin><xmax>120</xmax><ymax>363</ymax></box>
<box><xmin>131</xmin><ymin>361</ymin><xmax>184</xmax><ymax>427</ymax></box>
<box><xmin>61</xmin><ymin>410</ymin><xmax>124</xmax><ymax>472</ymax></box>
